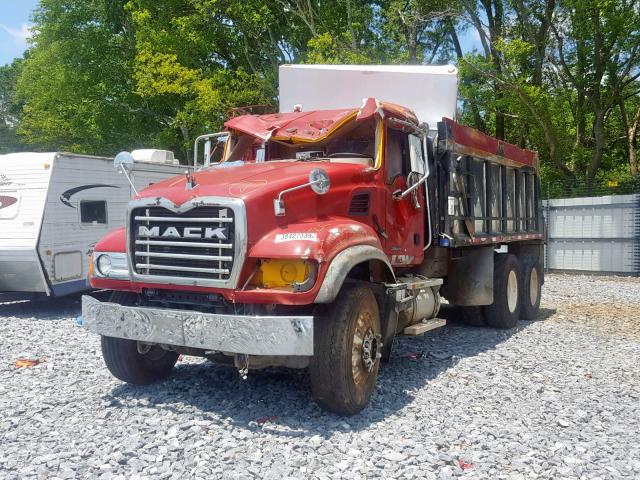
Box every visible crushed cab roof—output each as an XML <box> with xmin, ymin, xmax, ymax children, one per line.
<box><xmin>224</xmin><ymin>97</ymin><xmax>419</xmax><ymax>143</ymax></box>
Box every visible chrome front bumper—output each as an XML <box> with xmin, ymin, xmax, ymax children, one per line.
<box><xmin>81</xmin><ymin>296</ymin><xmax>314</xmax><ymax>356</ymax></box>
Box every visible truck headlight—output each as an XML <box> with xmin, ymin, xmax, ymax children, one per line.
<box><xmin>249</xmin><ymin>259</ymin><xmax>317</xmax><ymax>292</ymax></box>
<box><xmin>92</xmin><ymin>252</ymin><xmax>129</xmax><ymax>280</ymax></box>
<box><xmin>97</xmin><ymin>254</ymin><xmax>112</xmax><ymax>276</ymax></box>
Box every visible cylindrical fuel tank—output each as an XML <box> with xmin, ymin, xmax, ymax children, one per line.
<box><xmin>396</xmin><ymin>276</ymin><xmax>442</xmax><ymax>331</ymax></box>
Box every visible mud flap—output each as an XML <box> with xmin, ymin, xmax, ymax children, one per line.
<box><xmin>441</xmin><ymin>247</ymin><xmax>494</xmax><ymax>306</ymax></box>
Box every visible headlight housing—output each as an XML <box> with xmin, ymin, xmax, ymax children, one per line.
<box><xmin>249</xmin><ymin>259</ymin><xmax>317</xmax><ymax>292</ymax></box>
<box><xmin>91</xmin><ymin>252</ymin><xmax>129</xmax><ymax>280</ymax></box>
<box><xmin>96</xmin><ymin>254</ymin><xmax>112</xmax><ymax>276</ymax></box>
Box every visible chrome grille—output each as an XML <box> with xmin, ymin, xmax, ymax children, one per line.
<box><xmin>131</xmin><ymin>206</ymin><xmax>235</xmax><ymax>281</ymax></box>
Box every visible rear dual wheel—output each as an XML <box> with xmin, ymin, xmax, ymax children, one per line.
<box><xmin>521</xmin><ymin>257</ymin><xmax>542</xmax><ymax>320</ymax></box>
<box><xmin>482</xmin><ymin>254</ymin><xmax>522</xmax><ymax>329</ymax></box>
<box><xmin>478</xmin><ymin>254</ymin><xmax>543</xmax><ymax>328</ymax></box>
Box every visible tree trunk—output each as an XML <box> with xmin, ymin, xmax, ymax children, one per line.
<box><xmin>587</xmin><ymin>109</ymin><xmax>605</xmax><ymax>182</ymax></box>
<box><xmin>448</xmin><ymin>22</ymin><xmax>485</xmax><ymax>131</ymax></box>
<box><xmin>344</xmin><ymin>0</ymin><xmax>358</xmax><ymax>51</ymax></box>
<box><xmin>407</xmin><ymin>25</ymin><xmax>418</xmax><ymax>64</ymax></box>
<box><xmin>628</xmin><ymin>104</ymin><xmax>640</xmax><ymax>177</ymax></box>
<box><xmin>532</xmin><ymin>0</ymin><xmax>556</xmax><ymax>86</ymax></box>
<box><xmin>575</xmin><ymin>91</ymin><xmax>586</xmax><ymax>148</ymax></box>
<box><xmin>484</xmin><ymin>0</ymin><xmax>505</xmax><ymax>140</ymax></box>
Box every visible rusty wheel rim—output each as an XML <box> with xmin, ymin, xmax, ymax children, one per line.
<box><xmin>351</xmin><ymin>311</ymin><xmax>381</xmax><ymax>386</ymax></box>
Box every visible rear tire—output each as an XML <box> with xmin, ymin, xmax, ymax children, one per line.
<box><xmin>483</xmin><ymin>254</ymin><xmax>521</xmax><ymax>329</ymax></box>
<box><xmin>520</xmin><ymin>257</ymin><xmax>542</xmax><ymax>320</ymax></box>
<box><xmin>309</xmin><ymin>284</ymin><xmax>381</xmax><ymax>415</ymax></box>
<box><xmin>100</xmin><ymin>291</ymin><xmax>178</xmax><ymax>385</ymax></box>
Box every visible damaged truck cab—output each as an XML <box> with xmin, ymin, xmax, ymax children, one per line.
<box><xmin>82</xmin><ymin>65</ymin><xmax>544</xmax><ymax>415</ymax></box>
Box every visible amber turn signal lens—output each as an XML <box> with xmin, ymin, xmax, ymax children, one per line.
<box><xmin>249</xmin><ymin>259</ymin><xmax>312</xmax><ymax>289</ymax></box>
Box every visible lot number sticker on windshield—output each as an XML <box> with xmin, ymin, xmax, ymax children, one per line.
<box><xmin>275</xmin><ymin>233</ymin><xmax>318</xmax><ymax>243</ymax></box>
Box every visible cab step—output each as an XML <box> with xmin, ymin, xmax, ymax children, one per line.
<box><xmin>403</xmin><ymin>318</ymin><xmax>446</xmax><ymax>336</ymax></box>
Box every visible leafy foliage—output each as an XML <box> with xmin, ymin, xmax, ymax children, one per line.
<box><xmin>0</xmin><ymin>0</ymin><xmax>638</xmax><ymax>182</ymax></box>
<box><xmin>0</xmin><ymin>59</ymin><xmax>25</xmax><ymax>153</ymax></box>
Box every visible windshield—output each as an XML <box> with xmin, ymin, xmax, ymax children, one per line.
<box><xmin>225</xmin><ymin>118</ymin><xmax>376</xmax><ymax>166</ymax></box>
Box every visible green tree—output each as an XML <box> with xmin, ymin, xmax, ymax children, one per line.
<box><xmin>126</xmin><ymin>0</ymin><xmax>279</xmax><ymax>160</ymax></box>
<box><xmin>15</xmin><ymin>0</ymin><xmax>161</xmax><ymax>155</ymax></box>
<box><xmin>551</xmin><ymin>0</ymin><xmax>640</xmax><ymax>181</ymax></box>
<box><xmin>8</xmin><ymin>0</ymin><xmax>640</xmax><ymax>183</ymax></box>
<box><xmin>0</xmin><ymin>58</ymin><xmax>26</xmax><ymax>153</ymax></box>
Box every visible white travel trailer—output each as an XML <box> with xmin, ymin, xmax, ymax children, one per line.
<box><xmin>0</xmin><ymin>151</ymin><xmax>187</xmax><ymax>300</ymax></box>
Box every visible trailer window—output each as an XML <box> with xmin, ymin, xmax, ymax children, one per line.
<box><xmin>80</xmin><ymin>200</ymin><xmax>107</xmax><ymax>225</ymax></box>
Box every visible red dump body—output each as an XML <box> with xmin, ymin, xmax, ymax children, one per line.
<box><xmin>441</xmin><ymin>118</ymin><xmax>538</xmax><ymax>170</ymax></box>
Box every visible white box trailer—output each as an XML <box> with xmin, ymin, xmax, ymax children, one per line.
<box><xmin>278</xmin><ymin>64</ymin><xmax>459</xmax><ymax>129</ymax></box>
<box><xmin>0</xmin><ymin>151</ymin><xmax>186</xmax><ymax>300</ymax></box>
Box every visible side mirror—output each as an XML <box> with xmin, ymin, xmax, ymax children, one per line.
<box><xmin>113</xmin><ymin>151</ymin><xmax>138</xmax><ymax>195</ymax></box>
<box><xmin>309</xmin><ymin>168</ymin><xmax>330</xmax><ymax>195</ymax></box>
<box><xmin>274</xmin><ymin>168</ymin><xmax>331</xmax><ymax>216</ymax></box>
<box><xmin>114</xmin><ymin>151</ymin><xmax>135</xmax><ymax>173</ymax></box>
<box><xmin>194</xmin><ymin>132</ymin><xmax>229</xmax><ymax>169</ymax></box>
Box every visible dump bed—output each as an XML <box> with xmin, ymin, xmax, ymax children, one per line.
<box><xmin>434</xmin><ymin>119</ymin><xmax>543</xmax><ymax>247</ymax></box>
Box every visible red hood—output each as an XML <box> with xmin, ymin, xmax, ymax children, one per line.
<box><xmin>137</xmin><ymin>161</ymin><xmax>369</xmax><ymax>206</ymax></box>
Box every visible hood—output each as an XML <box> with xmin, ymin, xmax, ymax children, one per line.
<box><xmin>224</xmin><ymin>98</ymin><xmax>419</xmax><ymax>142</ymax></box>
<box><xmin>136</xmin><ymin>160</ymin><xmax>369</xmax><ymax>206</ymax></box>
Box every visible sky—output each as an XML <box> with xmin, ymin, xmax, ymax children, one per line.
<box><xmin>0</xmin><ymin>0</ymin><xmax>39</xmax><ymax>66</ymax></box>
<box><xmin>0</xmin><ymin>1</ymin><xmax>481</xmax><ymax>67</ymax></box>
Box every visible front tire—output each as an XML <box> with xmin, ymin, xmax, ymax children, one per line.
<box><xmin>483</xmin><ymin>254</ymin><xmax>522</xmax><ymax>329</ymax></box>
<box><xmin>100</xmin><ymin>291</ymin><xmax>178</xmax><ymax>384</ymax></box>
<box><xmin>309</xmin><ymin>284</ymin><xmax>381</xmax><ymax>415</ymax></box>
<box><xmin>101</xmin><ymin>337</ymin><xmax>179</xmax><ymax>385</ymax></box>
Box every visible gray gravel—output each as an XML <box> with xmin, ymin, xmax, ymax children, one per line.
<box><xmin>1</xmin><ymin>274</ymin><xmax>639</xmax><ymax>479</ymax></box>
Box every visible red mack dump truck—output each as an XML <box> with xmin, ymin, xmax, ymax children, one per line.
<box><xmin>81</xmin><ymin>65</ymin><xmax>543</xmax><ymax>414</ymax></box>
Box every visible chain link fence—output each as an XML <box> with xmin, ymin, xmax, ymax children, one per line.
<box><xmin>544</xmin><ymin>178</ymin><xmax>640</xmax><ymax>199</ymax></box>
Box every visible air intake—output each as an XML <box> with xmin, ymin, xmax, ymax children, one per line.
<box><xmin>349</xmin><ymin>192</ymin><xmax>371</xmax><ymax>216</ymax></box>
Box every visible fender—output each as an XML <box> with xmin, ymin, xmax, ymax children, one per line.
<box><xmin>249</xmin><ymin>219</ymin><xmax>382</xmax><ymax>264</ymax></box>
<box><xmin>95</xmin><ymin>227</ymin><xmax>126</xmax><ymax>253</ymax></box>
<box><xmin>314</xmin><ymin>244</ymin><xmax>395</xmax><ymax>303</ymax></box>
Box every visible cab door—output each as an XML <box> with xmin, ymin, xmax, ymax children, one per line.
<box><xmin>383</xmin><ymin>127</ymin><xmax>426</xmax><ymax>266</ymax></box>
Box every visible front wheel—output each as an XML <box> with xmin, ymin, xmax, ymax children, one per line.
<box><xmin>483</xmin><ymin>254</ymin><xmax>522</xmax><ymax>329</ymax></box>
<box><xmin>309</xmin><ymin>284</ymin><xmax>381</xmax><ymax>415</ymax></box>
<box><xmin>100</xmin><ymin>291</ymin><xmax>178</xmax><ymax>384</ymax></box>
<box><xmin>101</xmin><ymin>336</ymin><xmax>179</xmax><ymax>385</ymax></box>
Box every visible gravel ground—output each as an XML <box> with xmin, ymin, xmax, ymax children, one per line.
<box><xmin>1</xmin><ymin>273</ymin><xmax>639</xmax><ymax>480</ymax></box>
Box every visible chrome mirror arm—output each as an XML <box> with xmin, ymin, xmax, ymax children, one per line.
<box><xmin>274</xmin><ymin>168</ymin><xmax>330</xmax><ymax>216</ymax></box>
<box><xmin>393</xmin><ymin>173</ymin><xmax>428</xmax><ymax>201</ymax></box>
<box><xmin>273</xmin><ymin>179</ymin><xmax>323</xmax><ymax>216</ymax></box>
<box><xmin>118</xmin><ymin>163</ymin><xmax>139</xmax><ymax>196</ymax></box>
